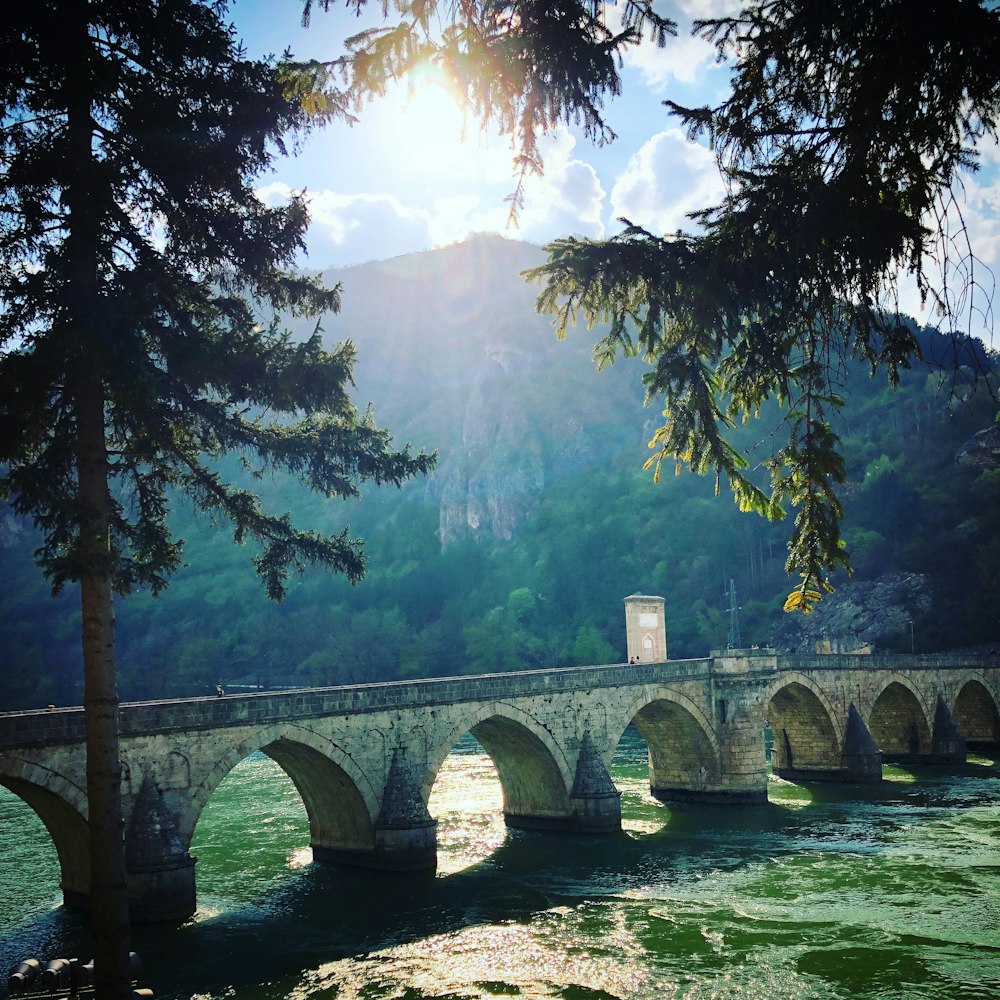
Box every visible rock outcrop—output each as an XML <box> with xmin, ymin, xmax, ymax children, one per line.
<box><xmin>775</xmin><ymin>572</ymin><xmax>932</xmax><ymax>653</ymax></box>
<box><xmin>433</xmin><ymin>343</ymin><xmax>545</xmax><ymax>547</ymax></box>
<box><xmin>956</xmin><ymin>423</ymin><xmax>1000</xmax><ymax>470</ymax></box>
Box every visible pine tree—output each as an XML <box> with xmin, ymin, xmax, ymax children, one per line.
<box><xmin>0</xmin><ymin>2</ymin><xmax>432</xmax><ymax>995</ymax></box>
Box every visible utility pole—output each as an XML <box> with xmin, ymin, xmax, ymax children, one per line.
<box><xmin>725</xmin><ymin>578</ymin><xmax>742</xmax><ymax>650</ymax></box>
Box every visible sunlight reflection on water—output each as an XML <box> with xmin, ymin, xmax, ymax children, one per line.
<box><xmin>2</xmin><ymin>731</ymin><xmax>999</xmax><ymax>1000</ymax></box>
<box><xmin>298</xmin><ymin>913</ymin><xmax>660</xmax><ymax>1000</ymax></box>
<box><xmin>429</xmin><ymin>737</ymin><xmax>506</xmax><ymax>875</ymax></box>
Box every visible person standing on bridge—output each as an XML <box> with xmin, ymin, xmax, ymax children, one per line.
<box><xmin>216</xmin><ymin>682</ymin><xmax>225</xmax><ymax>698</ymax></box>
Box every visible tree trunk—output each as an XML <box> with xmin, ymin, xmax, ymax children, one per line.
<box><xmin>63</xmin><ymin>4</ymin><xmax>133</xmax><ymax>994</ymax></box>
<box><xmin>75</xmin><ymin>373</ymin><xmax>133</xmax><ymax>1000</ymax></box>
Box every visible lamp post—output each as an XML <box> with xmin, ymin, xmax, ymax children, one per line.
<box><xmin>907</xmin><ymin>618</ymin><xmax>914</xmax><ymax>654</ymax></box>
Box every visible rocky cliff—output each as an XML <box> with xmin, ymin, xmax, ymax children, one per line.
<box><xmin>774</xmin><ymin>572</ymin><xmax>933</xmax><ymax>653</ymax></box>
<box><xmin>433</xmin><ymin>343</ymin><xmax>546</xmax><ymax>546</ymax></box>
<box><xmin>957</xmin><ymin>423</ymin><xmax>1000</xmax><ymax>469</ymax></box>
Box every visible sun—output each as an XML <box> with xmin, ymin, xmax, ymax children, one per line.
<box><xmin>388</xmin><ymin>63</ymin><xmax>496</xmax><ymax>179</ymax></box>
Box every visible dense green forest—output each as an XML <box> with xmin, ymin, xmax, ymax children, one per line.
<box><xmin>1</xmin><ymin>237</ymin><xmax>997</xmax><ymax>709</ymax></box>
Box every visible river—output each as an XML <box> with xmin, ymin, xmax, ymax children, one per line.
<box><xmin>2</xmin><ymin>730</ymin><xmax>999</xmax><ymax>999</ymax></box>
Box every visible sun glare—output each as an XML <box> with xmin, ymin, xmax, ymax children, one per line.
<box><xmin>390</xmin><ymin>64</ymin><xmax>496</xmax><ymax>179</ymax></box>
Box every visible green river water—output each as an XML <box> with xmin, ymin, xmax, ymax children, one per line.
<box><xmin>1</xmin><ymin>730</ymin><xmax>999</xmax><ymax>1000</ymax></box>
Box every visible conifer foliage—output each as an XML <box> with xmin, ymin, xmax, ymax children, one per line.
<box><xmin>527</xmin><ymin>0</ymin><xmax>1000</xmax><ymax>609</ymax></box>
<box><xmin>0</xmin><ymin>2</ymin><xmax>431</xmax><ymax>995</ymax></box>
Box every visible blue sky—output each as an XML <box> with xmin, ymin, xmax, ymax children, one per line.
<box><xmin>233</xmin><ymin>0</ymin><xmax>1000</xmax><ymax>344</ymax></box>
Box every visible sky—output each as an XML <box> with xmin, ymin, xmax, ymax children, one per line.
<box><xmin>233</xmin><ymin>0</ymin><xmax>1000</xmax><ymax>345</ymax></box>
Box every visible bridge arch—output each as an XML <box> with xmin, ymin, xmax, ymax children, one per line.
<box><xmin>765</xmin><ymin>673</ymin><xmax>843</xmax><ymax>774</ymax></box>
<box><xmin>0</xmin><ymin>758</ymin><xmax>90</xmax><ymax>907</ymax></box>
<box><xmin>953</xmin><ymin>675</ymin><xmax>1000</xmax><ymax>748</ymax></box>
<box><xmin>610</xmin><ymin>687</ymin><xmax>721</xmax><ymax>798</ymax></box>
<box><xmin>427</xmin><ymin>703</ymin><xmax>573</xmax><ymax>826</ymax></box>
<box><xmin>868</xmin><ymin>675</ymin><xmax>932</xmax><ymax>757</ymax></box>
<box><xmin>181</xmin><ymin>723</ymin><xmax>380</xmax><ymax>856</ymax></box>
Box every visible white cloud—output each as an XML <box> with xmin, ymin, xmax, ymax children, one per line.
<box><xmin>625</xmin><ymin>30</ymin><xmax>718</xmax><ymax>88</ymax></box>
<box><xmin>613</xmin><ymin>0</ymin><xmax>740</xmax><ymax>89</ymax></box>
<box><xmin>357</xmin><ymin>126</ymin><xmax>610</xmax><ymax>250</ymax></box>
<box><xmin>258</xmin><ymin>179</ymin><xmax>521</xmax><ymax>269</ymax></box>
<box><xmin>257</xmin><ymin>181</ymin><xmax>438</xmax><ymax>266</ymax></box>
<box><xmin>414</xmin><ymin>128</ymin><xmax>608</xmax><ymax>250</ymax></box>
<box><xmin>610</xmin><ymin>128</ymin><xmax>724</xmax><ymax>234</ymax></box>
<box><xmin>309</xmin><ymin>192</ymin><xmax>436</xmax><ymax>265</ymax></box>
<box><xmin>427</xmin><ymin>194</ymin><xmax>509</xmax><ymax>247</ymax></box>
<box><xmin>677</xmin><ymin>0</ymin><xmax>743</xmax><ymax>17</ymax></box>
<box><xmin>255</xmin><ymin>180</ymin><xmax>297</xmax><ymax>207</ymax></box>
<box><xmin>516</xmin><ymin>127</ymin><xmax>607</xmax><ymax>242</ymax></box>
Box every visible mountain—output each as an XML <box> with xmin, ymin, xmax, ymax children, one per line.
<box><xmin>322</xmin><ymin>236</ymin><xmax>648</xmax><ymax>547</ymax></box>
<box><xmin>1</xmin><ymin>235</ymin><xmax>998</xmax><ymax>709</ymax></box>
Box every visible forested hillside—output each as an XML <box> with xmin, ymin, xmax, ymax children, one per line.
<box><xmin>1</xmin><ymin>236</ymin><xmax>997</xmax><ymax>709</ymax></box>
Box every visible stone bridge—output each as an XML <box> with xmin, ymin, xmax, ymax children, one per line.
<box><xmin>1</xmin><ymin>651</ymin><xmax>998</xmax><ymax>922</ymax></box>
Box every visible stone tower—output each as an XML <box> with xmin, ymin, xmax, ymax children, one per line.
<box><xmin>624</xmin><ymin>594</ymin><xmax>667</xmax><ymax>663</ymax></box>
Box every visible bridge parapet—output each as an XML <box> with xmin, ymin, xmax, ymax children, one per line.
<box><xmin>0</xmin><ymin>659</ymin><xmax>722</xmax><ymax>750</ymax></box>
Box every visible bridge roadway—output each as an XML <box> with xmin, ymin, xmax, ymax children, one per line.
<box><xmin>1</xmin><ymin>651</ymin><xmax>998</xmax><ymax>921</ymax></box>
